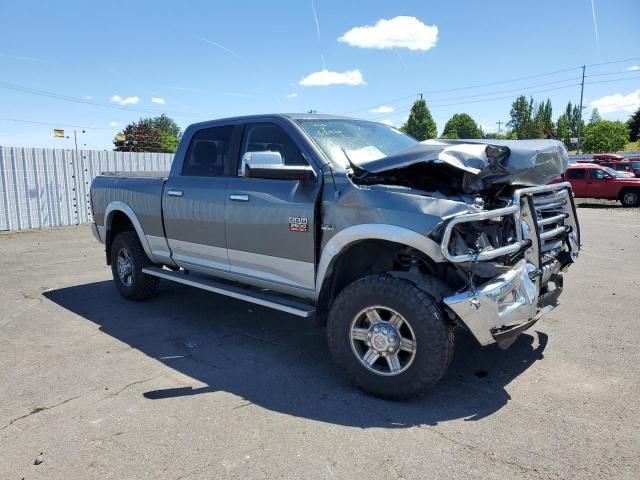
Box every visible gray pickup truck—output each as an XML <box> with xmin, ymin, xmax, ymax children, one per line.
<box><xmin>90</xmin><ymin>114</ymin><xmax>580</xmax><ymax>399</ymax></box>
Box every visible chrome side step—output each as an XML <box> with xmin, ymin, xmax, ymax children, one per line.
<box><xmin>141</xmin><ymin>267</ymin><xmax>316</xmax><ymax>318</ymax></box>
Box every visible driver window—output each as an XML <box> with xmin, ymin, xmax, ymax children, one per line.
<box><xmin>590</xmin><ymin>169</ymin><xmax>608</xmax><ymax>180</ymax></box>
<box><xmin>239</xmin><ymin>123</ymin><xmax>306</xmax><ymax>175</ymax></box>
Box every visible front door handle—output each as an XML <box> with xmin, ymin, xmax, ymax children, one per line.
<box><xmin>229</xmin><ymin>194</ymin><xmax>249</xmax><ymax>202</ymax></box>
<box><xmin>167</xmin><ymin>189</ymin><xmax>183</xmax><ymax>197</ymax></box>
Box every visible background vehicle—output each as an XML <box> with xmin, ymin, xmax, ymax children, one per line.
<box><xmin>89</xmin><ymin>114</ymin><xmax>580</xmax><ymax>399</ymax></box>
<box><xmin>603</xmin><ymin>166</ymin><xmax>635</xmax><ymax>178</ymax></box>
<box><xmin>592</xmin><ymin>153</ymin><xmax>625</xmax><ymax>162</ymax></box>
<box><xmin>559</xmin><ymin>164</ymin><xmax>640</xmax><ymax>206</ymax></box>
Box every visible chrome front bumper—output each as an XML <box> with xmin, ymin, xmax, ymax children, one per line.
<box><xmin>443</xmin><ymin>260</ymin><xmax>551</xmax><ymax>348</ymax></box>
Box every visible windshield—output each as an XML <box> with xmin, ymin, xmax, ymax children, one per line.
<box><xmin>296</xmin><ymin>119</ymin><xmax>417</xmax><ymax>168</ymax></box>
<box><xmin>604</xmin><ymin>167</ymin><xmax>625</xmax><ymax>178</ymax></box>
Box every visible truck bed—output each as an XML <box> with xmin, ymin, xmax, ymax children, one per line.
<box><xmin>100</xmin><ymin>171</ymin><xmax>169</xmax><ymax>179</ymax></box>
<box><xmin>91</xmin><ymin>174</ymin><xmax>167</xmax><ymax>240</ymax></box>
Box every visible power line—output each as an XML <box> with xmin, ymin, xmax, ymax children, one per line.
<box><xmin>585</xmin><ymin>56</ymin><xmax>640</xmax><ymax>68</ymax></box>
<box><xmin>342</xmin><ymin>56</ymin><xmax>640</xmax><ymax>116</ymax></box>
<box><xmin>585</xmin><ymin>73</ymin><xmax>640</xmax><ymax>85</ymax></box>
<box><xmin>425</xmin><ymin>77</ymin><xmax>581</xmax><ymax>104</ymax></box>
<box><xmin>0</xmin><ymin>116</ymin><xmax>116</xmax><ymax>130</ymax></box>
<box><xmin>0</xmin><ymin>80</ymin><xmax>203</xmax><ymax>117</ymax></box>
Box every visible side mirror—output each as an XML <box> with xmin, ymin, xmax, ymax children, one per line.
<box><xmin>240</xmin><ymin>151</ymin><xmax>284</xmax><ymax>176</ymax></box>
<box><xmin>241</xmin><ymin>151</ymin><xmax>315</xmax><ymax>181</ymax></box>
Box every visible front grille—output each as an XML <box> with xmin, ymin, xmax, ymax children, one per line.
<box><xmin>530</xmin><ymin>189</ymin><xmax>571</xmax><ymax>263</ymax></box>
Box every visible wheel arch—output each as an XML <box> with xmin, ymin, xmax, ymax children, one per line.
<box><xmin>104</xmin><ymin>201</ymin><xmax>155</xmax><ymax>264</ymax></box>
<box><xmin>315</xmin><ymin>224</ymin><xmax>444</xmax><ymax>315</ymax></box>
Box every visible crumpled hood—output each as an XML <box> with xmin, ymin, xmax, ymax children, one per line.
<box><xmin>355</xmin><ymin>139</ymin><xmax>569</xmax><ymax>193</ymax></box>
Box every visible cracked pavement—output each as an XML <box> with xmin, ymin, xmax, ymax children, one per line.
<box><xmin>1</xmin><ymin>205</ymin><xmax>639</xmax><ymax>479</ymax></box>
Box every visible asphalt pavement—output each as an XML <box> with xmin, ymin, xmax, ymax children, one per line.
<box><xmin>1</xmin><ymin>202</ymin><xmax>638</xmax><ymax>479</ymax></box>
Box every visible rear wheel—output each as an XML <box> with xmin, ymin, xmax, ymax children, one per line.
<box><xmin>110</xmin><ymin>231</ymin><xmax>159</xmax><ymax>300</ymax></box>
<box><xmin>327</xmin><ymin>274</ymin><xmax>454</xmax><ymax>400</ymax></box>
<box><xmin>620</xmin><ymin>189</ymin><xmax>640</xmax><ymax>207</ymax></box>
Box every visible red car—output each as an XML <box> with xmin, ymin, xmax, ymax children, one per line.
<box><xmin>592</xmin><ymin>153</ymin><xmax>625</xmax><ymax>162</ymax></box>
<box><xmin>557</xmin><ymin>164</ymin><xmax>640</xmax><ymax>207</ymax></box>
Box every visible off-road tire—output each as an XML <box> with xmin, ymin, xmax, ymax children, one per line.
<box><xmin>110</xmin><ymin>231</ymin><xmax>159</xmax><ymax>300</ymax></box>
<box><xmin>327</xmin><ymin>274</ymin><xmax>454</xmax><ymax>400</ymax></box>
<box><xmin>620</xmin><ymin>189</ymin><xmax>640</xmax><ymax>207</ymax></box>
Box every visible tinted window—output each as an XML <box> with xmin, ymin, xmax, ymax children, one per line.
<box><xmin>567</xmin><ymin>169</ymin><xmax>585</xmax><ymax>179</ymax></box>
<box><xmin>182</xmin><ymin>126</ymin><xmax>234</xmax><ymax>176</ymax></box>
<box><xmin>590</xmin><ymin>169</ymin><xmax>607</xmax><ymax>180</ymax></box>
<box><xmin>240</xmin><ymin>123</ymin><xmax>306</xmax><ymax>170</ymax></box>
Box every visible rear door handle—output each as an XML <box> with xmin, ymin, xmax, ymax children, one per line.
<box><xmin>167</xmin><ymin>189</ymin><xmax>183</xmax><ymax>197</ymax></box>
<box><xmin>229</xmin><ymin>194</ymin><xmax>249</xmax><ymax>202</ymax></box>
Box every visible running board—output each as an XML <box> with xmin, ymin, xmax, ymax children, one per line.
<box><xmin>141</xmin><ymin>267</ymin><xmax>316</xmax><ymax>318</ymax></box>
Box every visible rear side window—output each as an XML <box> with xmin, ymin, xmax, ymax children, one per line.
<box><xmin>567</xmin><ymin>169</ymin><xmax>585</xmax><ymax>179</ymax></box>
<box><xmin>182</xmin><ymin>126</ymin><xmax>234</xmax><ymax>176</ymax></box>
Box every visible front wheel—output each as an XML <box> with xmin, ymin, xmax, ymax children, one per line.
<box><xmin>110</xmin><ymin>231</ymin><xmax>159</xmax><ymax>300</ymax></box>
<box><xmin>327</xmin><ymin>274</ymin><xmax>454</xmax><ymax>399</ymax></box>
<box><xmin>620</xmin><ymin>189</ymin><xmax>640</xmax><ymax>207</ymax></box>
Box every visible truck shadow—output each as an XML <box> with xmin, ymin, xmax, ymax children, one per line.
<box><xmin>44</xmin><ymin>280</ymin><xmax>547</xmax><ymax>428</ymax></box>
<box><xmin>576</xmin><ymin>201</ymin><xmax>624</xmax><ymax>209</ymax></box>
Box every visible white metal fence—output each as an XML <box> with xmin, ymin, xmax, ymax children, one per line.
<box><xmin>0</xmin><ymin>146</ymin><xmax>174</xmax><ymax>231</ymax></box>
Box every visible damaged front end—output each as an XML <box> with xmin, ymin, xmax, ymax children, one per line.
<box><xmin>440</xmin><ymin>183</ymin><xmax>580</xmax><ymax>348</ymax></box>
<box><xmin>349</xmin><ymin>139</ymin><xmax>580</xmax><ymax>348</ymax></box>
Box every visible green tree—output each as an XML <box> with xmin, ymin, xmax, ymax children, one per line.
<box><xmin>627</xmin><ymin>106</ymin><xmax>640</xmax><ymax>142</ymax></box>
<box><xmin>147</xmin><ymin>114</ymin><xmax>181</xmax><ymax>138</ymax></box>
<box><xmin>113</xmin><ymin>114</ymin><xmax>181</xmax><ymax>153</ymax></box>
<box><xmin>442</xmin><ymin>113</ymin><xmax>482</xmax><ymax>138</ymax></box>
<box><xmin>556</xmin><ymin>113</ymin><xmax>571</xmax><ymax>146</ymax></box>
<box><xmin>484</xmin><ymin>129</ymin><xmax>517</xmax><ymax>140</ymax></box>
<box><xmin>564</xmin><ymin>101</ymin><xmax>584</xmax><ymax>139</ymax></box>
<box><xmin>401</xmin><ymin>99</ymin><xmax>437</xmax><ymax>141</ymax></box>
<box><xmin>507</xmin><ymin>95</ymin><xmax>534</xmax><ymax>139</ymax></box>
<box><xmin>113</xmin><ymin>120</ymin><xmax>163</xmax><ymax>152</ymax></box>
<box><xmin>581</xmin><ymin>120</ymin><xmax>629</xmax><ymax>153</ymax></box>
<box><xmin>534</xmin><ymin>99</ymin><xmax>554</xmax><ymax>134</ymax></box>
<box><xmin>440</xmin><ymin>130</ymin><xmax>459</xmax><ymax>139</ymax></box>
<box><xmin>588</xmin><ymin>108</ymin><xmax>602</xmax><ymax>124</ymax></box>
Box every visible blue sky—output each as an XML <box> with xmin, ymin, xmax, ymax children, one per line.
<box><xmin>1</xmin><ymin>0</ymin><xmax>639</xmax><ymax>149</ymax></box>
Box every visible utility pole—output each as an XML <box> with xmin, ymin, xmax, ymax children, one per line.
<box><xmin>418</xmin><ymin>93</ymin><xmax>423</xmax><ymax>100</ymax></box>
<box><xmin>496</xmin><ymin>120</ymin><xmax>503</xmax><ymax>134</ymax></box>
<box><xmin>576</xmin><ymin>65</ymin><xmax>586</xmax><ymax>154</ymax></box>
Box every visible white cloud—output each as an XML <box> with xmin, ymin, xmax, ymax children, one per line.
<box><xmin>83</xmin><ymin>95</ymin><xmax>92</xmax><ymax>100</ymax></box>
<box><xmin>380</xmin><ymin>119</ymin><xmax>394</xmax><ymax>126</ymax></box>
<box><xmin>370</xmin><ymin>105</ymin><xmax>394</xmax><ymax>113</ymax></box>
<box><xmin>109</xmin><ymin>121</ymin><xmax>121</xmax><ymax>127</ymax></box>
<box><xmin>286</xmin><ymin>93</ymin><xmax>298</xmax><ymax>98</ymax></box>
<box><xmin>338</xmin><ymin>16</ymin><xmax>438</xmax><ymax>51</ymax></box>
<box><xmin>151</xmin><ymin>97</ymin><xmax>166</xmax><ymax>105</ymax></box>
<box><xmin>590</xmin><ymin>89</ymin><xmax>640</xmax><ymax>113</ymax></box>
<box><xmin>299</xmin><ymin>69</ymin><xmax>366</xmax><ymax>86</ymax></box>
<box><xmin>110</xmin><ymin>95</ymin><xmax>140</xmax><ymax>105</ymax></box>
<box><xmin>627</xmin><ymin>65</ymin><xmax>640</xmax><ymax>71</ymax></box>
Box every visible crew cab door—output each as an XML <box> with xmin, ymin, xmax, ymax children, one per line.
<box><xmin>586</xmin><ymin>168</ymin><xmax>614</xmax><ymax>198</ymax></box>
<box><xmin>565</xmin><ymin>168</ymin><xmax>587</xmax><ymax>196</ymax></box>
<box><xmin>224</xmin><ymin>122</ymin><xmax>321</xmax><ymax>291</ymax></box>
<box><xmin>163</xmin><ymin>124</ymin><xmax>240</xmax><ymax>271</ymax></box>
